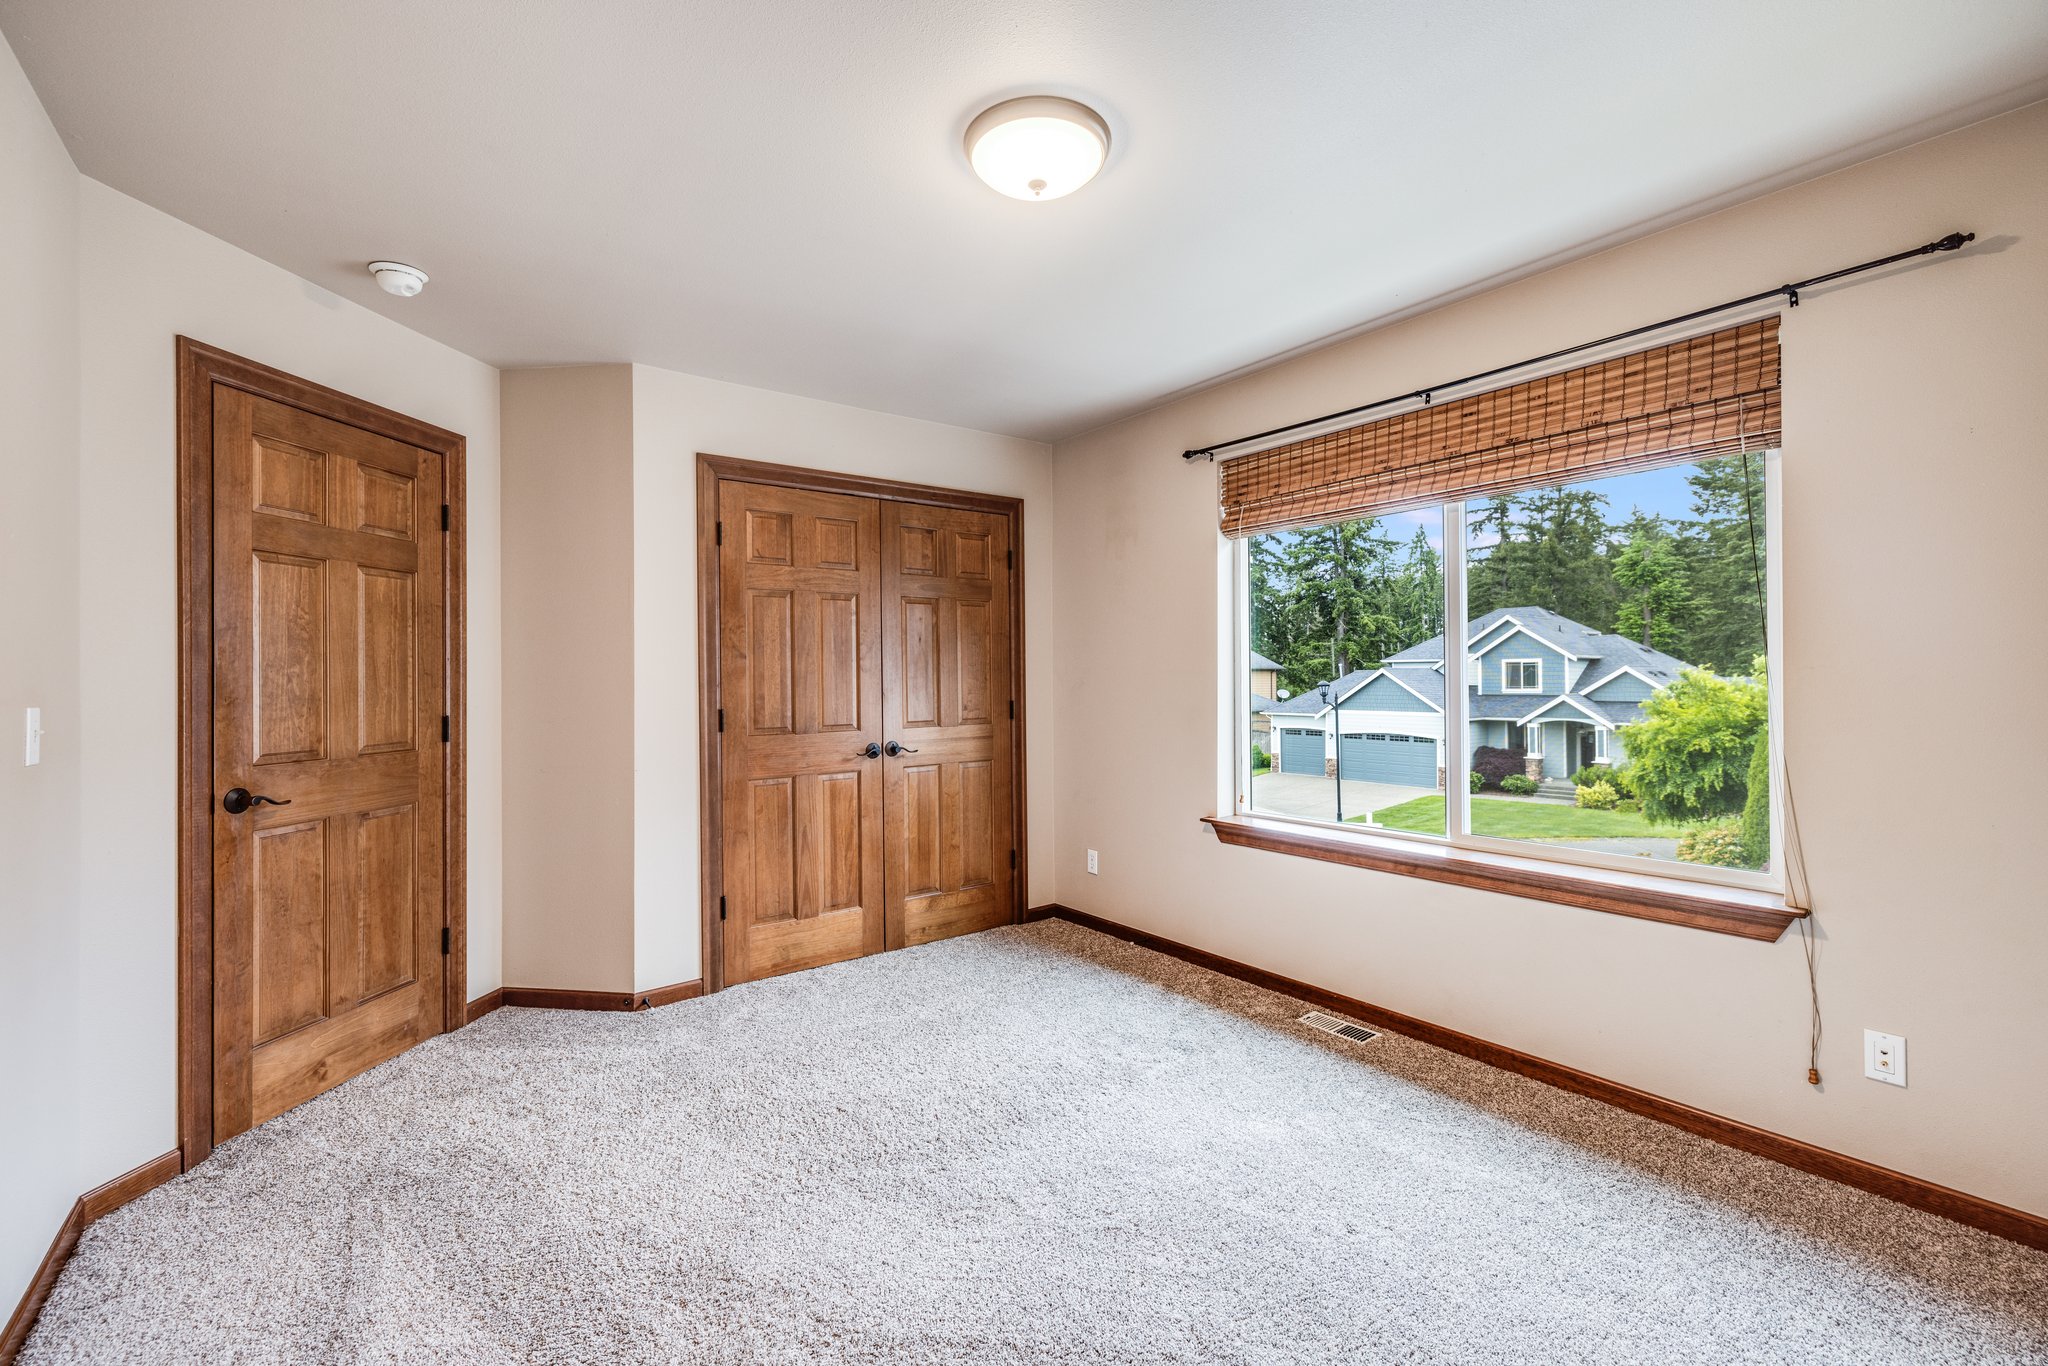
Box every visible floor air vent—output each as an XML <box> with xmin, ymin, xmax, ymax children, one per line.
<box><xmin>1299</xmin><ymin>1011</ymin><xmax>1378</xmax><ymax>1044</ymax></box>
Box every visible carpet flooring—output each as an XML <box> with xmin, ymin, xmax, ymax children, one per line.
<box><xmin>23</xmin><ymin>920</ymin><xmax>2048</xmax><ymax>1364</ymax></box>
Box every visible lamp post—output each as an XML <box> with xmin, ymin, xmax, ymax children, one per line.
<box><xmin>1322</xmin><ymin>682</ymin><xmax>1343</xmax><ymax>824</ymax></box>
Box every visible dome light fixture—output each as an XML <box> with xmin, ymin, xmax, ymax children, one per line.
<box><xmin>367</xmin><ymin>261</ymin><xmax>429</xmax><ymax>297</ymax></box>
<box><xmin>964</xmin><ymin>96</ymin><xmax>1110</xmax><ymax>201</ymax></box>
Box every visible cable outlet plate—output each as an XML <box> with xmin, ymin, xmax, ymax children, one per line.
<box><xmin>1864</xmin><ymin>1029</ymin><xmax>1907</xmax><ymax>1087</ymax></box>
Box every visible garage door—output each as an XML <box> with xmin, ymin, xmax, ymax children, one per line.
<box><xmin>1338</xmin><ymin>732</ymin><xmax>1438</xmax><ymax>786</ymax></box>
<box><xmin>1278</xmin><ymin>728</ymin><xmax>1323</xmax><ymax>775</ymax></box>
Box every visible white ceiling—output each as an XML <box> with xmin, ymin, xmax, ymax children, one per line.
<box><xmin>5</xmin><ymin>1</ymin><xmax>2047</xmax><ymax>442</ymax></box>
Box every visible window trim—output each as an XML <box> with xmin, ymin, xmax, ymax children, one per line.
<box><xmin>1500</xmin><ymin>658</ymin><xmax>1542</xmax><ymax>693</ymax></box>
<box><xmin>1232</xmin><ymin>454</ymin><xmax>1787</xmax><ymax>915</ymax></box>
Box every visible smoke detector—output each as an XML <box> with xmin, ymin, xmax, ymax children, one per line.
<box><xmin>367</xmin><ymin>261</ymin><xmax>428</xmax><ymax>297</ymax></box>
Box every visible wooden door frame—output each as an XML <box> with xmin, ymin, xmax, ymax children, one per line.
<box><xmin>176</xmin><ymin>338</ymin><xmax>468</xmax><ymax>1167</ymax></box>
<box><xmin>695</xmin><ymin>453</ymin><xmax>1027</xmax><ymax>994</ymax></box>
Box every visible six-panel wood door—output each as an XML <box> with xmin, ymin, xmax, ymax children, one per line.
<box><xmin>211</xmin><ymin>389</ymin><xmax>447</xmax><ymax>1139</ymax></box>
<box><xmin>881</xmin><ymin>503</ymin><xmax>1016</xmax><ymax>948</ymax></box>
<box><xmin>715</xmin><ymin>479</ymin><xmax>1018</xmax><ymax>986</ymax></box>
<box><xmin>718</xmin><ymin>483</ymin><xmax>888</xmax><ymax>985</ymax></box>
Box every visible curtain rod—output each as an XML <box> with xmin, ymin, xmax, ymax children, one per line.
<box><xmin>1181</xmin><ymin>230</ymin><xmax>1975</xmax><ymax>462</ymax></box>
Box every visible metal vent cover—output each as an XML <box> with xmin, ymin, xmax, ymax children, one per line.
<box><xmin>1299</xmin><ymin>1011</ymin><xmax>1378</xmax><ymax>1044</ymax></box>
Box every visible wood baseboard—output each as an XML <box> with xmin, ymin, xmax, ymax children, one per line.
<box><xmin>1024</xmin><ymin>904</ymin><xmax>2048</xmax><ymax>1252</ymax></box>
<box><xmin>1</xmin><ymin>1150</ymin><xmax>182</xmax><ymax>1366</ymax></box>
<box><xmin>470</xmin><ymin>980</ymin><xmax>705</xmax><ymax>1017</ymax></box>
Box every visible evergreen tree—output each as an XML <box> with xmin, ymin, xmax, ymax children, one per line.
<box><xmin>1678</xmin><ymin>452</ymin><xmax>1767</xmax><ymax>671</ymax></box>
<box><xmin>1610</xmin><ymin>512</ymin><xmax>1696</xmax><ymax>652</ymax></box>
<box><xmin>1509</xmin><ymin>486</ymin><xmax>1618</xmax><ymax>628</ymax></box>
<box><xmin>1465</xmin><ymin>494</ymin><xmax>1520</xmax><ymax>616</ymax></box>
<box><xmin>1392</xmin><ymin>526</ymin><xmax>1445</xmax><ymax>649</ymax></box>
<box><xmin>1740</xmin><ymin>729</ymin><xmax>1771</xmax><ymax>870</ymax></box>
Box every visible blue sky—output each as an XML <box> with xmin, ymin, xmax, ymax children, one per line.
<box><xmin>1379</xmin><ymin>461</ymin><xmax>1710</xmax><ymax>553</ymax></box>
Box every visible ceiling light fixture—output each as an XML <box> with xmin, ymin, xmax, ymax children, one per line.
<box><xmin>964</xmin><ymin>96</ymin><xmax>1110</xmax><ymax>201</ymax></box>
<box><xmin>367</xmin><ymin>261</ymin><xmax>429</xmax><ymax>297</ymax></box>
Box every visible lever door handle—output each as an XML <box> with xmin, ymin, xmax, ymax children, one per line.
<box><xmin>856</xmin><ymin>742</ymin><xmax>882</xmax><ymax>759</ymax></box>
<box><xmin>222</xmin><ymin>787</ymin><xmax>292</xmax><ymax>815</ymax></box>
<box><xmin>884</xmin><ymin>741</ymin><xmax>919</xmax><ymax>757</ymax></box>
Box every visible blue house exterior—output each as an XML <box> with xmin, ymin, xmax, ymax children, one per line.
<box><xmin>1259</xmin><ymin>607</ymin><xmax>1696</xmax><ymax>788</ymax></box>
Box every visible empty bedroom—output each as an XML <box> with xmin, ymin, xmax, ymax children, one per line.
<box><xmin>2</xmin><ymin>1</ymin><xmax>2046</xmax><ymax>1362</ymax></box>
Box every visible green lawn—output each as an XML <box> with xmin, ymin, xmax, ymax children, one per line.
<box><xmin>1355</xmin><ymin>795</ymin><xmax>1678</xmax><ymax>839</ymax></box>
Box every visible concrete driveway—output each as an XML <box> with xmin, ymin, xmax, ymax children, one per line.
<box><xmin>1248</xmin><ymin>770</ymin><xmax>1438</xmax><ymax>823</ymax></box>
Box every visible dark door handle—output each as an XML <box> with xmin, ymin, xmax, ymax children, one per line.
<box><xmin>856</xmin><ymin>742</ymin><xmax>882</xmax><ymax>759</ymax></box>
<box><xmin>221</xmin><ymin>787</ymin><xmax>291</xmax><ymax>815</ymax></box>
<box><xmin>884</xmin><ymin>741</ymin><xmax>919</xmax><ymax>757</ymax></box>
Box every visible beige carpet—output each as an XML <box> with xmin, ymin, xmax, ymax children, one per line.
<box><xmin>23</xmin><ymin>920</ymin><xmax>2048</xmax><ymax>1364</ymax></box>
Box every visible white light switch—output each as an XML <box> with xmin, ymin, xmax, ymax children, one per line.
<box><xmin>1864</xmin><ymin>1029</ymin><xmax>1907</xmax><ymax>1087</ymax></box>
<box><xmin>24</xmin><ymin>707</ymin><xmax>43</xmax><ymax>766</ymax></box>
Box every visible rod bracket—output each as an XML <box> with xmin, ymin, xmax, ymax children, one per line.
<box><xmin>1182</xmin><ymin>448</ymin><xmax>1214</xmax><ymax>462</ymax></box>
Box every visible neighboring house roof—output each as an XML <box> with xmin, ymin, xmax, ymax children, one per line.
<box><xmin>1335</xmin><ymin>666</ymin><xmax>1444</xmax><ymax>711</ymax></box>
<box><xmin>1287</xmin><ymin>607</ymin><xmax>1697</xmax><ymax>732</ymax></box>
<box><xmin>1248</xmin><ymin>650</ymin><xmax>1283</xmax><ymax>673</ymax></box>
<box><xmin>1260</xmin><ymin>667</ymin><xmax>1376</xmax><ymax>717</ymax></box>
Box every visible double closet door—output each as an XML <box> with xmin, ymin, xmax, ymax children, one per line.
<box><xmin>716</xmin><ymin>476</ymin><xmax>1019</xmax><ymax>987</ymax></box>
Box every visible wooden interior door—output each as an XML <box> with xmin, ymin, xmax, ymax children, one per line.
<box><xmin>211</xmin><ymin>389</ymin><xmax>448</xmax><ymax>1139</ymax></box>
<box><xmin>881</xmin><ymin>502</ymin><xmax>1016</xmax><ymax>948</ymax></box>
<box><xmin>718</xmin><ymin>482</ymin><xmax>887</xmax><ymax>985</ymax></box>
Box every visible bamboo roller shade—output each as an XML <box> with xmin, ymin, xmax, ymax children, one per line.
<box><xmin>1219</xmin><ymin>317</ymin><xmax>1781</xmax><ymax>537</ymax></box>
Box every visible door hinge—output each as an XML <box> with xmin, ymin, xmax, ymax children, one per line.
<box><xmin>1008</xmin><ymin>699</ymin><xmax>1015</xmax><ymax>719</ymax></box>
<box><xmin>717</xmin><ymin>708</ymin><xmax>725</xmax><ymax>733</ymax></box>
<box><xmin>441</xmin><ymin>714</ymin><xmax>451</xmax><ymax>743</ymax></box>
<box><xmin>715</xmin><ymin>520</ymin><xmax>723</xmax><ymax>546</ymax></box>
<box><xmin>719</xmin><ymin>895</ymin><xmax>727</xmax><ymax>921</ymax></box>
<box><xmin>1007</xmin><ymin>549</ymin><xmax>1013</xmax><ymax>570</ymax></box>
<box><xmin>441</xmin><ymin>504</ymin><xmax>450</xmax><ymax>531</ymax></box>
<box><xmin>441</xmin><ymin>926</ymin><xmax>451</xmax><ymax>955</ymax></box>
<box><xmin>1010</xmin><ymin>849</ymin><xmax>1017</xmax><ymax>870</ymax></box>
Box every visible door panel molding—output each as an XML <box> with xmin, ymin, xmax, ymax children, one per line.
<box><xmin>178</xmin><ymin>338</ymin><xmax>467</xmax><ymax>1167</ymax></box>
<box><xmin>696</xmin><ymin>454</ymin><xmax>1027</xmax><ymax>994</ymax></box>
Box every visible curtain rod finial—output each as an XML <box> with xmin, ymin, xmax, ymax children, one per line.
<box><xmin>1932</xmin><ymin>231</ymin><xmax>1974</xmax><ymax>252</ymax></box>
<box><xmin>1182</xmin><ymin>448</ymin><xmax>1214</xmax><ymax>462</ymax></box>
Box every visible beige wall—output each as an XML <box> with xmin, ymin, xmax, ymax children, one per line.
<box><xmin>1050</xmin><ymin>102</ymin><xmax>2048</xmax><ymax>1216</ymax></box>
<box><xmin>630</xmin><ymin>364</ymin><xmax>1055</xmax><ymax>991</ymax></box>
<box><xmin>72</xmin><ymin>181</ymin><xmax>506</xmax><ymax>1186</ymax></box>
<box><xmin>495</xmin><ymin>363</ymin><xmax>1054</xmax><ymax>993</ymax></box>
<box><xmin>0</xmin><ymin>28</ymin><xmax>83</xmax><ymax>1306</ymax></box>
<box><xmin>500</xmin><ymin>366</ymin><xmax>637</xmax><ymax>990</ymax></box>
<box><xmin>2</xmin><ymin>24</ymin><xmax>507</xmax><ymax>1304</ymax></box>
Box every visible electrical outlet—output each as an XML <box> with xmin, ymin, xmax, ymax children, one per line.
<box><xmin>1086</xmin><ymin>849</ymin><xmax>1099</xmax><ymax>875</ymax></box>
<box><xmin>1864</xmin><ymin>1029</ymin><xmax>1907</xmax><ymax>1087</ymax></box>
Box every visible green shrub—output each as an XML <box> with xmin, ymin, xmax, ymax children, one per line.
<box><xmin>1677</xmin><ymin>823</ymin><xmax>1749</xmax><ymax>868</ymax></box>
<box><xmin>1619</xmin><ymin>661</ymin><xmax>1768</xmax><ymax>823</ymax></box>
<box><xmin>1570</xmin><ymin>764</ymin><xmax>1630</xmax><ymax>796</ymax></box>
<box><xmin>1468</xmin><ymin>770</ymin><xmax>1483</xmax><ymax>794</ymax></box>
<box><xmin>1250</xmin><ymin>745</ymin><xmax>1271</xmax><ymax>773</ymax></box>
<box><xmin>1499</xmin><ymin>774</ymin><xmax>1538</xmax><ymax>796</ymax></box>
<box><xmin>1740</xmin><ymin>732</ymin><xmax>1770</xmax><ymax>868</ymax></box>
<box><xmin>1575</xmin><ymin>780</ymin><xmax>1620</xmax><ymax>810</ymax></box>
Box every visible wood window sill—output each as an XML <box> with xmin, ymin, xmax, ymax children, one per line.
<box><xmin>1203</xmin><ymin>816</ymin><xmax>1802</xmax><ymax>941</ymax></box>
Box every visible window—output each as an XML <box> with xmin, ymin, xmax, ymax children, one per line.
<box><xmin>1244</xmin><ymin>514</ymin><xmax>1448</xmax><ymax>834</ymax></box>
<box><xmin>1236</xmin><ymin>448</ymin><xmax>1777</xmax><ymax>893</ymax></box>
<box><xmin>1226</xmin><ymin>319</ymin><xmax>1785</xmax><ymax>913</ymax></box>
